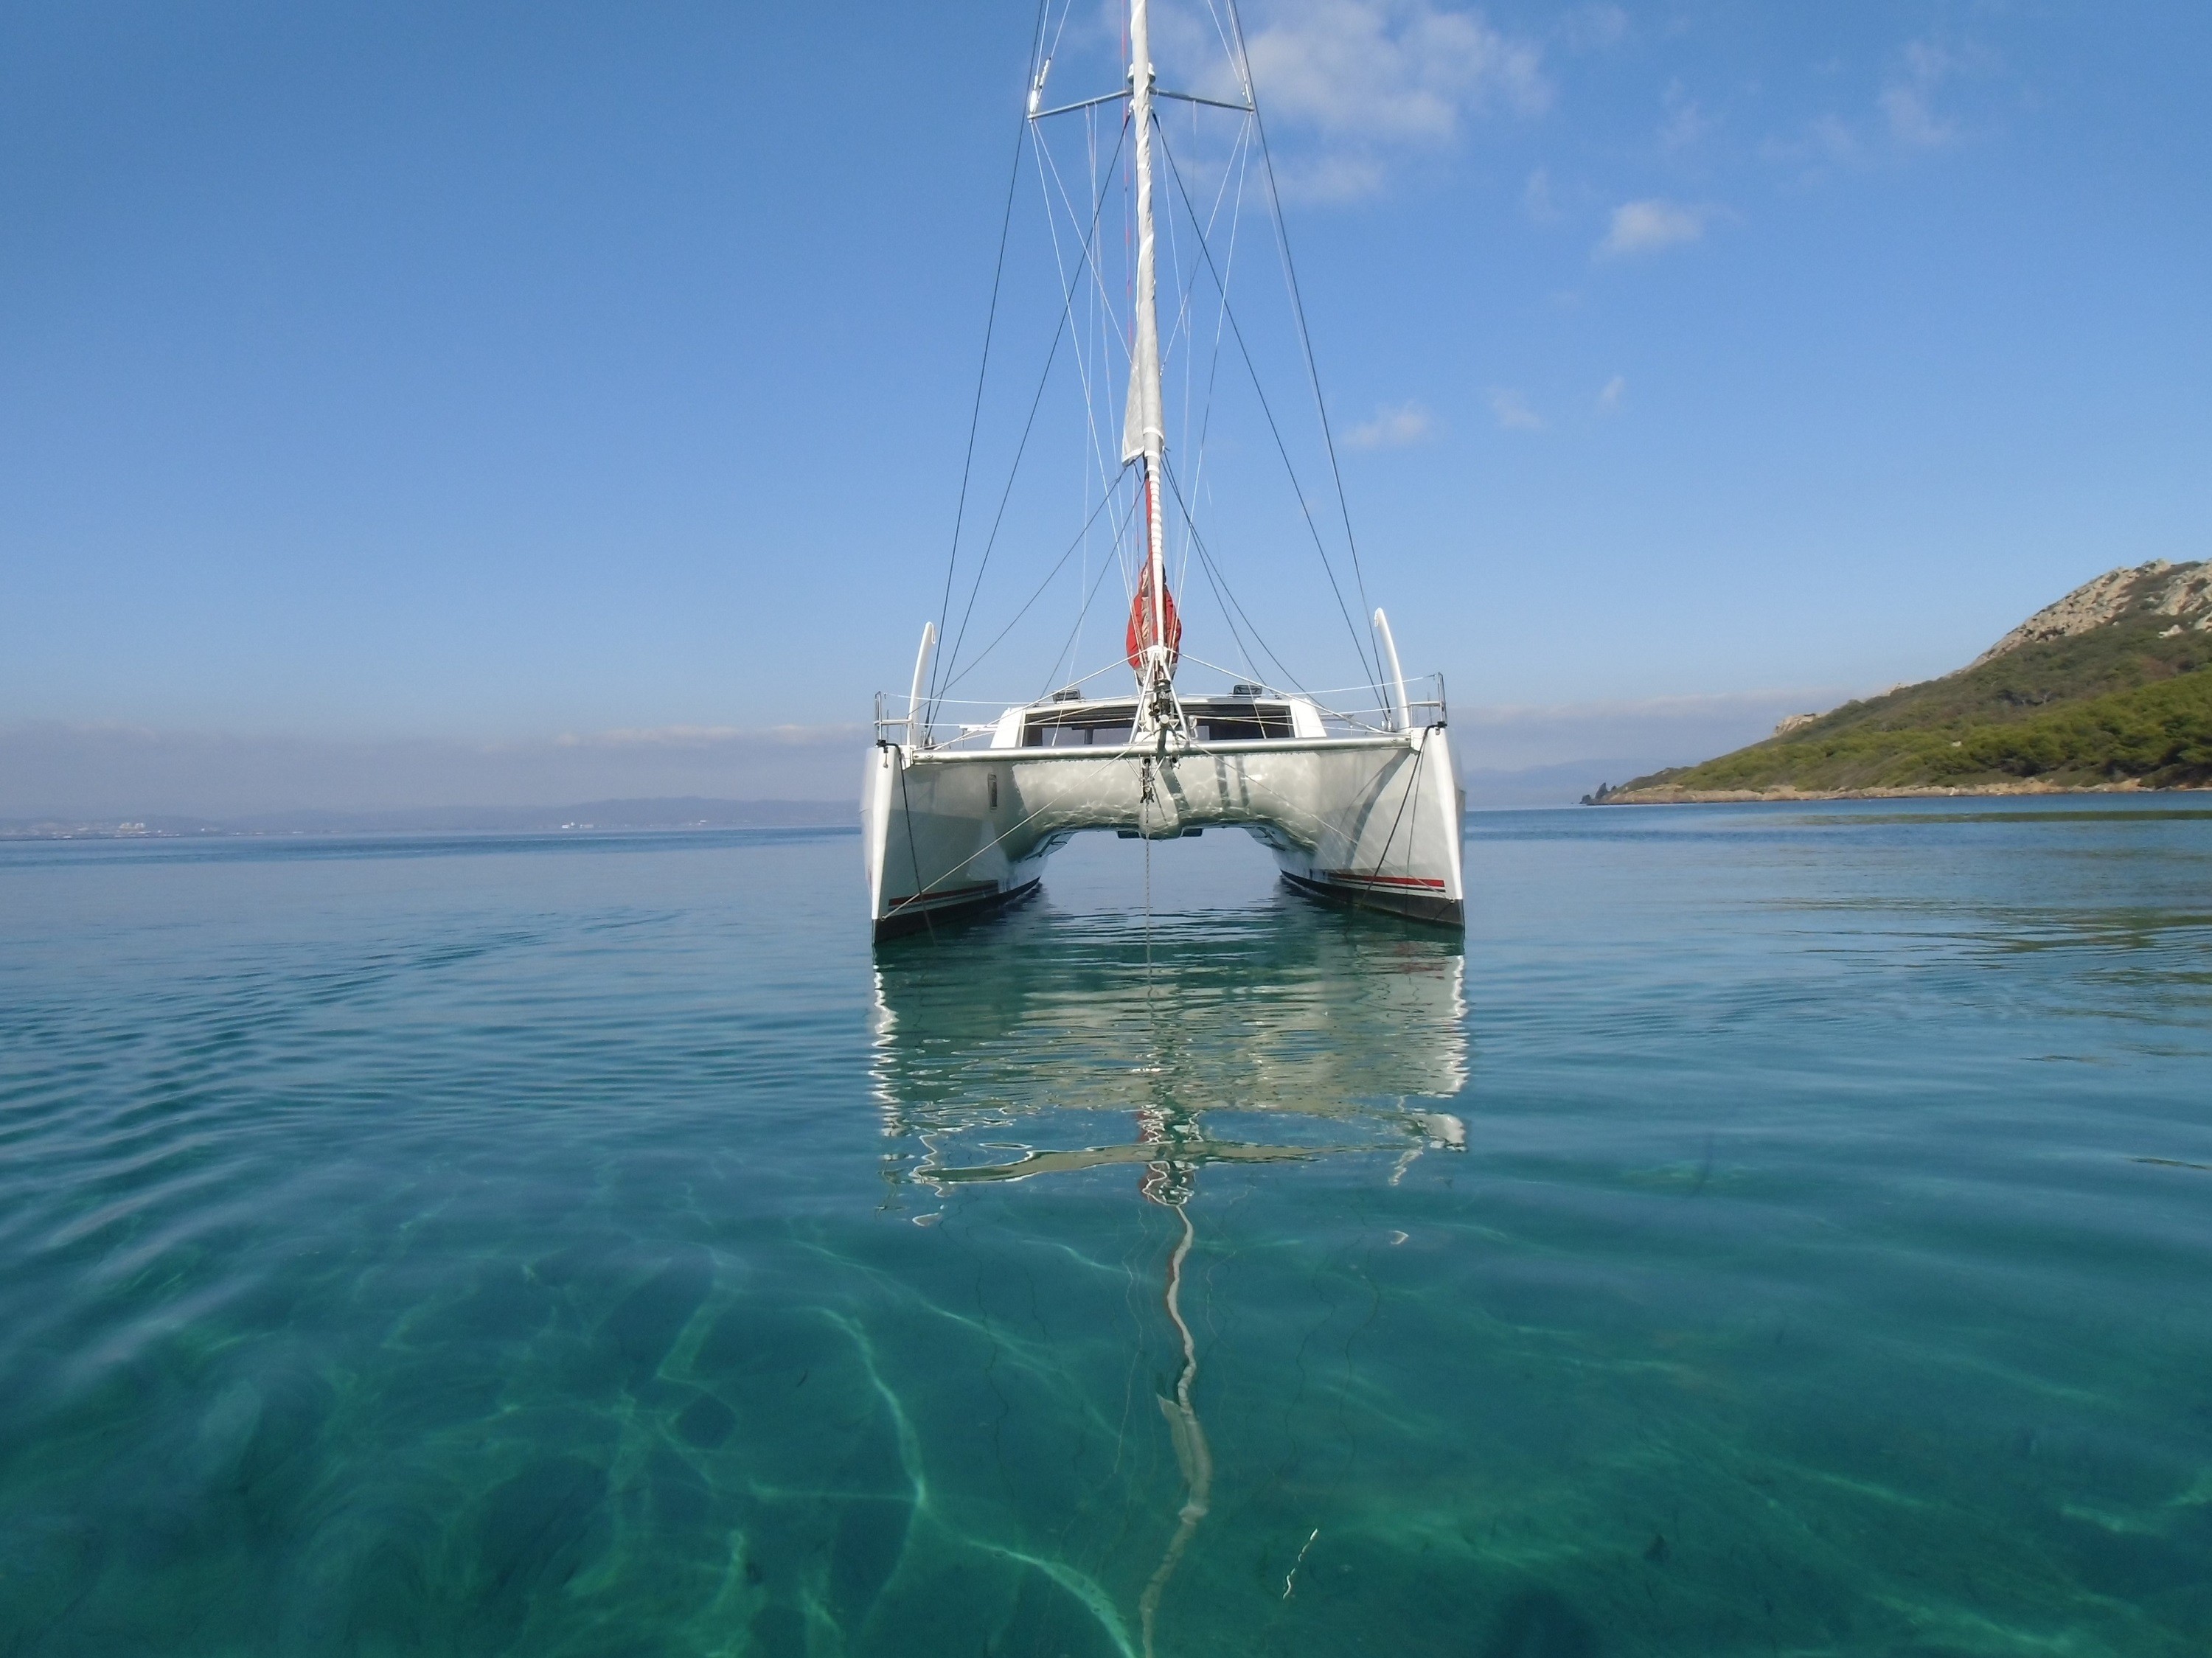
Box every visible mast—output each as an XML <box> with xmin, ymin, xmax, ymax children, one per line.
<box><xmin>1122</xmin><ymin>0</ymin><xmax>1175</xmax><ymax>716</ymax></box>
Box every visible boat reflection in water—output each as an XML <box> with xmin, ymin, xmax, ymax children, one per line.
<box><xmin>869</xmin><ymin>895</ymin><xmax>1467</xmax><ymax>1657</ymax></box>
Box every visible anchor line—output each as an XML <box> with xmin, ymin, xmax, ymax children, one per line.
<box><xmin>1143</xmin><ymin>812</ymin><xmax>1155</xmax><ymax>1000</ymax></box>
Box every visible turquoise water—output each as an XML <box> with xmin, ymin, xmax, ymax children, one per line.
<box><xmin>3</xmin><ymin>801</ymin><xmax>2210</xmax><ymax>1656</ymax></box>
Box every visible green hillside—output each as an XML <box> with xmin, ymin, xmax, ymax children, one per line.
<box><xmin>1602</xmin><ymin>561</ymin><xmax>2212</xmax><ymax>799</ymax></box>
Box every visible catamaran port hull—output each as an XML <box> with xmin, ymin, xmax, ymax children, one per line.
<box><xmin>863</xmin><ymin>725</ymin><xmax>1464</xmax><ymax>942</ymax></box>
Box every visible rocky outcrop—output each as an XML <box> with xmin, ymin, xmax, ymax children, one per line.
<box><xmin>1969</xmin><ymin>560</ymin><xmax>2211</xmax><ymax>668</ymax></box>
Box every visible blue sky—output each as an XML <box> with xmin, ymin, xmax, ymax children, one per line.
<box><xmin>3</xmin><ymin>1</ymin><xmax>2207</xmax><ymax>810</ymax></box>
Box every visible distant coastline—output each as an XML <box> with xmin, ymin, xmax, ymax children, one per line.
<box><xmin>0</xmin><ymin>798</ymin><xmax>859</xmax><ymax>841</ymax></box>
<box><xmin>1588</xmin><ymin>779</ymin><xmax>2211</xmax><ymax>806</ymax></box>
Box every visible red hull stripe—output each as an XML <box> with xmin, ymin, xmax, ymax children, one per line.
<box><xmin>1323</xmin><ymin>871</ymin><xmax>1447</xmax><ymax>891</ymax></box>
<box><xmin>888</xmin><ymin>882</ymin><xmax>1001</xmax><ymax>911</ymax></box>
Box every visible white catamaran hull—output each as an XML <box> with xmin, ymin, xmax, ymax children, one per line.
<box><xmin>863</xmin><ymin>725</ymin><xmax>1464</xmax><ymax>940</ymax></box>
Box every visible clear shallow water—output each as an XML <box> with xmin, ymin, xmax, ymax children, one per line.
<box><xmin>2</xmin><ymin>801</ymin><xmax>2209</xmax><ymax>1657</ymax></box>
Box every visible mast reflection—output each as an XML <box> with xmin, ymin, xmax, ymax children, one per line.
<box><xmin>869</xmin><ymin>902</ymin><xmax>1469</xmax><ymax>1655</ymax></box>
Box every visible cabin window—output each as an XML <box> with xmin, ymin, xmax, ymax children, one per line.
<box><xmin>1197</xmin><ymin>706</ymin><xmax>1293</xmax><ymax>742</ymax></box>
<box><xmin>987</xmin><ymin>772</ymin><xmax>998</xmax><ymax>809</ymax></box>
<box><xmin>1021</xmin><ymin>719</ymin><xmax>1134</xmax><ymax>748</ymax></box>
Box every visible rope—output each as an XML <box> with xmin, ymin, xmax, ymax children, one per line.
<box><xmin>1142</xmin><ymin>804</ymin><xmax>1155</xmax><ymax>1002</ymax></box>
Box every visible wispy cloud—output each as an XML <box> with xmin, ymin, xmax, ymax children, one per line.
<box><xmin>1489</xmin><ymin>388</ymin><xmax>1544</xmax><ymax>431</ymax></box>
<box><xmin>1344</xmin><ymin>400</ymin><xmax>1434</xmax><ymax>449</ymax></box>
<box><xmin>1558</xmin><ymin>4</ymin><xmax>1628</xmax><ymax>52</ymax></box>
<box><xmin>1455</xmin><ymin>688</ymin><xmax>1859</xmax><ymax>772</ymax></box>
<box><xmin>1596</xmin><ymin>375</ymin><xmax>1626</xmax><ymax>414</ymax></box>
<box><xmin>1880</xmin><ymin>40</ymin><xmax>1958</xmax><ymax>149</ymax></box>
<box><xmin>1281</xmin><ymin>153</ymin><xmax>1389</xmax><ymax>203</ymax></box>
<box><xmin>1658</xmin><ymin>80</ymin><xmax>1714</xmax><ymax>150</ymax></box>
<box><xmin>1759</xmin><ymin>112</ymin><xmax>1860</xmax><ymax>171</ymax></box>
<box><xmin>1523</xmin><ymin>164</ymin><xmax>1559</xmax><ymax>222</ymax></box>
<box><xmin>0</xmin><ymin>721</ymin><xmax>866</xmax><ymax>819</ymax></box>
<box><xmin>1596</xmin><ymin>198</ymin><xmax>1711</xmax><ymax>258</ymax></box>
<box><xmin>553</xmin><ymin>724</ymin><xmax>846</xmax><ymax>750</ymax></box>
<box><xmin>1765</xmin><ymin>37</ymin><xmax>1991</xmax><ymax>175</ymax></box>
<box><xmin>1220</xmin><ymin>1</ymin><xmax>1550</xmax><ymax>199</ymax></box>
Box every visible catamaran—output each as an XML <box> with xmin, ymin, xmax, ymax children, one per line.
<box><xmin>864</xmin><ymin>0</ymin><xmax>1464</xmax><ymax>941</ymax></box>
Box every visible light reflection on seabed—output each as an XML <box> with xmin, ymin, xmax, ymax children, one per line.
<box><xmin>868</xmin><ymin>906</ymin><xmax>1468</xmax><ymax>1657</ymax></box>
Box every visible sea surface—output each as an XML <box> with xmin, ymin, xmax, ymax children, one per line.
<box><xmin>3</xmin><ymin>800</ymin><xmax>2210</xmax><ymax>1657</ymax></box>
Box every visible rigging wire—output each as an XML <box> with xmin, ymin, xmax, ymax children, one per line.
<box><xmin>928</xmin><ymin>0</ymin><xmax>1053</xmax><ymax>722</ymax></box>
<box><xmin>935</xmin><ymin>116</ymin><xmax>1130</xmax><ymax>718</ymax></box>
<box><xmin>1029</xmin><ymin>102</ymin><xmax>1131</xmax><ymax>675</ymax></box>
<box><xmin>938</xmin><ymin>487</ymin><xmax>1134</xmax><ymax>697</ymax></box>
<box><xmin>1160</xmin><ymin>456</ymin><xmax>1312</xmax><ymax>697</ymax></box>
<box><xmin>1178</xmin><ymin>120</ymin><xmax>1256</xmax><ymax>639</ymax></box>
<box><xmin>1222</xmin><ymin>0</ymin><xmax>1380</xmax><ymax>678</ymax></box>
<box><xmin>1158</xmin><ymin>107</ymin><xmax>1252</xmax><ymax>626</ymax></box>
<box><xmin>1154</xmin><ymin>123</ymin><xmax>1378</xmax><ymax>686</ymax></box>
<box><xmin>1038</xmin><ymin>520</ymin><xmax>1139</xmax><ymax>701</ymax></box>
<box><xmin>931</xmin><ymin>1</ymin><xmax>1385</xmax><ymax>710</ymax></box>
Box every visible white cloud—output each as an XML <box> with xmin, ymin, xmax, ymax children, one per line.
<box><xmin>1344</xmin><ymin>400</ymin><xmax>1434</xmax><ymax>449</ymax></box>
<box><xmin>1881</xmin><ymin>40</ymin><xmax>1957</xmax><ymax>149</ymax></box>
<box><xmin>1239</xmin><ymin>0</ymin><xmax>1551</xmax><ymax>139</ymax></box>
<box><xmin>1489</xmin><ymin>388</ymin><xmax>1544</xmax><ymax>431</ymax></box>
<box><xmin>1220</xmin><ymin>1</ymin><xmax>1549</xmax><ymax>198</ymax></box>
<box><xmin>1596</xmin><ymin>375</ymin><xmax>1626</xmax><ymax>413</ymax></box>
<box><xmin>1596</xmin><ymin>198</ymin><xmax>1710</xmax><ymax>258</ymax></box>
